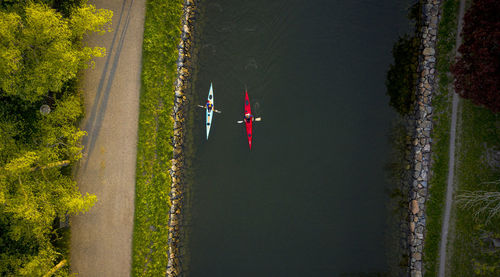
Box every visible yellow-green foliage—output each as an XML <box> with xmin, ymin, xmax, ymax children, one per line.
<box><xmin>0</xmin><ymin>2</ymin><xmax>111</xmax><ymax>102</ymax></box>
<box><xmin>131</xmin><ymin>0</ymin><xmax>183</xmax><ymax>276</ymax></box>
<box><xmin>0</xmin><ymin>1</ymin><xmax>112</xmax><ymax>276</ymax></box>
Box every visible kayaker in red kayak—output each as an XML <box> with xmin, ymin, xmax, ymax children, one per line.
<box><xmin>244</xmin><ymin>112</ymin><xmax>253</xmax><ymax>123</ymax></box>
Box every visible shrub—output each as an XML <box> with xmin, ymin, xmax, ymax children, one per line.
<box><xmin>451</xmin><ymin>0</ymin><xmax>500</xmax><ymax>113</ymax></box>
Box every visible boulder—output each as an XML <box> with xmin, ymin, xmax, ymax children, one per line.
<box><xmin>411</xmin><ymin>200</ymin><xmax>420</xmax><ymax>214</ymax></box>
<box><xmin>423</xmin><ymin>47</ymin><xmax>435</xmax><ymax>56</ymax></box>
<box><xmin>412</xmin><ymin>252</ymin><xmax>422</xmax><ymax>260</ymax></box>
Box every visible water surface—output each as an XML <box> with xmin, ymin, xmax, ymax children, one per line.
<box><xmin>187</xmin><ymin>1</ymin><xmax>413</xmax><ymax>276</ymax></box>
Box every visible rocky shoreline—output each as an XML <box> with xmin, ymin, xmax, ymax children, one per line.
<box><xmin>166</xmin><ymin>0</ymin><xmax>197</xmax><ymax>276</ymax></box>
<box><xmin>407</xmin><ymin>1</ymin><xmax>441</xmax><ymax>276</ymax></box>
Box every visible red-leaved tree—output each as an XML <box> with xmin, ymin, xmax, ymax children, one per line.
<box><xmin>451</xmin><ymin>0</ymin><xmax>500</xmax><ymax>113</ymax></box>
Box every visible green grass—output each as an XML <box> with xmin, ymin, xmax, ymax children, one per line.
<box><xmin>422</xmin><ymin>0</ymin><xmax>460</xmax><ymax>276</ymax></box>
<box><xmin>131</xmin><ymin>0</ymin><xmax>184</xmax><ymax>276</ymax></box>
<box><xmin>449</xmin><ymin>101</ymin><xmax>500</xmax><ymax>276</ymax></box>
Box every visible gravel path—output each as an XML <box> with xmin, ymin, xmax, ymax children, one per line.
<box><xmin>438</xmin><ymin>0</ymin><xmax>466</xmax><ymax>276</ymax></box>
<box><xmin>70</xmin><ymin>0</ymin><xmax>145</xmax><ymax>276</ymax></box>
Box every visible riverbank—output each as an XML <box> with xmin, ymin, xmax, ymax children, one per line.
<box><xmin>166</xmin><ymin>0</ymin><xmax>197</xmax><ymax>275</ymax></box>
<box><xmin>130</xmin><ymin>0</ymin><xmax>184</xmax><ymax>275</ymax></box>
<box><xmin>411</xmin><ymin>0</ymin><xmax>500</xmax><ymax>276</ymax></box>
<box><xmin>405</xmin><ymin>1</ymin><xmax>441</xmax><ymax>276</ymax></box>
<box><xmin>421</xmin><ymin>0</ymin><xmax>460</xmax><ymax>275</ymax></box>
<box><xmin>130</xmin><ymin>0</ymin><xmax>196</xmax><ymax>275</ymax></box>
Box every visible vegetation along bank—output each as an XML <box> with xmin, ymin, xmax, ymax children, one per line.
<box><xmin>130</xmin><ymin>0</ymin><xmax>195</xmax><ymax>276</ymax></box>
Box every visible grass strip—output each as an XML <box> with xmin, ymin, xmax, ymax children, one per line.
<box><xmin>131</xmin><ymin>0</ymin><xmax>184</xmax><ymax>276</ymax></box>
<box><xmin>422</xmin><ymin>0</ymin><xmax>460</xmax><ymax>275</ymax></box>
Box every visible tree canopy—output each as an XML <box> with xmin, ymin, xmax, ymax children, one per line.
<box><xmin>451</xmin><ymin>0</ymin><xmax>500</xmax><ymax>113</ymax></box>
<box><xmin>0</xmin><ymin>2</ymin><xmax>112</xmax><ymax>102</ymax></box>
<box><xmin>0</xmin><ymin>1</ymin><xmax>111</xmax><ymax>275</ymax></box>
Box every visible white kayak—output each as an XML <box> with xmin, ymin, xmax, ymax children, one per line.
<box><xmin>206</xmin><ymin>83</ymin><xmax>214</xmax><ymax>139</ymax></box>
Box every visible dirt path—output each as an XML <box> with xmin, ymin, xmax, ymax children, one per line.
<box><xmin>438</xmin><ymin>0</ymin><xmax>466</xmax><ymax>276</ymax></box>
<box><xmin>70</xmin><ymin>0</ymin><xmax>145</xmax><ymax>276</ymax></box>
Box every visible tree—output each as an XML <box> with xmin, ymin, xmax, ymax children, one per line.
<box><xmin>451</xmin><ymin>0</ymin><xmax>500</xmax><ymax>113</ymax></box>
<box><xmin>386</xmin><ymin>34</ymin><xmax>420</xmax><ymax>115</ymax></box>
<box><xmin>0</xmin><ymin>2</ymin><xmax>111</xmax><ymax>275</ymax></box>
<box><xmin>0</xmin><ymin>150</ymin><xmax>97</xmax><ymax>276</ymax></box>
<box><xmin>0</xmin><ymin>2</ymin><xmax>112</xmax><ymax>102</ymax></box>
<box><xmin>457</xmin><ymin>180</ymin><xmax>500</xmax><ymax>223</ymax></box>
<box><xmin>385</xmin><ymin>2</ymin><xmax>422</xmax><ymax>115</ymax></box>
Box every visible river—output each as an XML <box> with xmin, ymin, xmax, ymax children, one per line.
<box><xmin>186</xmin><ymin>0</ymin><xmax>414</xmax><ymax>276</ymax></box>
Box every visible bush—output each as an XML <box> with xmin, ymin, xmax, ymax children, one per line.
<box><xmin>451</xmin><ymin>0</ymin><xmax>500</xmax><ymax>113</ymax></box>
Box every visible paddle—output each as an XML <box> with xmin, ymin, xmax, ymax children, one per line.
<box><xmin>237</xmin><ymin>117</ymin><xmax>261</xmax><ymax>123</ymax></box>
<box><xmin>197</xmin><ymin>105</ymin><xmax>221</xmax><ymax>113</ymax></box>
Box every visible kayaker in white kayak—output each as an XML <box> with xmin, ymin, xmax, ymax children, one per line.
<box><xmin>206</xmin><ymin>100</ymin><xmax>213</xmax><ymax>112</ymax></box>
<box><xmin>244</xmin><ymin>113</ymin><xmax>253</xmax><ymax>123</ymax></box>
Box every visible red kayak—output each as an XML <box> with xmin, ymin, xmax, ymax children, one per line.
<box><xmin>244</xmin><ymin>91</ymin><xmax>252</xmax><ymax>149</ymax></box>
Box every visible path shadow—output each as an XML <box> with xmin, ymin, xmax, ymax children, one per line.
<box><xmin>81</xmin><ymin>0</ymin><xmax>135</xmax><ymax>172</ymax></box>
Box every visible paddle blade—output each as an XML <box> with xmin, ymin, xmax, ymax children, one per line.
<box><xmin>254</xmin><ymin>117</ymin><xmax>262</xmax><ymax>121</ymax></box>
<box><xmin>237</xmin><ymin>121</ymin><xmax>244</xmax><ymax>124</ymax></box>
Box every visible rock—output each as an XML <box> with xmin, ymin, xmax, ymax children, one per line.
<box><xmin>414</xmin><ymin>138</ymin><xmax>420</xmax><ymax>146</ymax></box>
<box><xmin>410</xmin><ymin>222</ymin><xmax>415</xmax><ymax>232</ymax></box>
<box><xmin>416</xmin><ymin>152</ymin><xmax>423</xmax><ymax>161</ymax></box>
<box><xmin>412</xmin><ymin>252</ymin><xmax>422</xmax><ymax>260</ymax></box>
<box><xmin>423</xmin><ymin>47</ymin><xmax>435</xmax><ymax>56</ymax></box>
<box><xmin>414</xmin><ymin>170</ymin><xmax>420</xmax><ymax>179</ymax></box>
<box><xmin>423</xmin><ymin>144</ymin><xmax>431</xmax><ymax>152</ymax></box>
<box><xmin>415</xmin><ymin>260</ymin><xmax>422</xmax><ymax>271</ymax></box>
<box><xmin>411</xmin><ymin>200</ymin><xmax>420</xmax><ymax>214</ymax></box>
<box><xmin>420</xmin><ymin>137</ymin><xmax>426</xmax><ymax>146</ymax></box>
<box><xmin>431</xmin><ymin>16</ymin><xmax>438</xmax><ymax>25</ymax></box>
<box><xmin>415</xmin><ymin>162</ymin><xmax>422</xmax><ymax>172</ymax></box>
